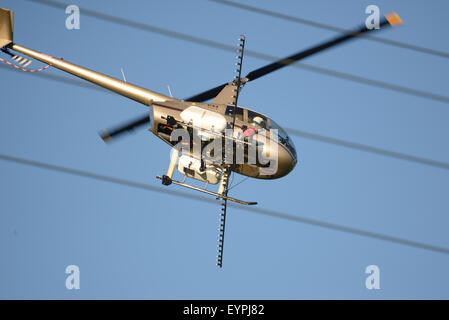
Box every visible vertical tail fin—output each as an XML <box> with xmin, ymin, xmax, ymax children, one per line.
<box><xmin>0</xmin><ymin>8</ymin><xmax>14</xmax><ymax>48</ymax></box>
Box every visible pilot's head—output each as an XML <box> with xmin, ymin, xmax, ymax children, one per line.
<box><xmin>252</xmin><ymin>116</ymin><xmax>265</xmax><ymax>128</ymax></box>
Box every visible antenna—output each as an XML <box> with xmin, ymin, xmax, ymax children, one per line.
<box><xmin>167</xmin><ymin>85</ymin><xmax>173</xmax><ymax>98</ymax></box>
<box><xmin>120</xmin><ymin>68</ymin><xmax>127</xmax><ymax>82</ymax></box>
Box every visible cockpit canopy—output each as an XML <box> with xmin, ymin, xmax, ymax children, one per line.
<box><xmin>225</xmin><ymin>106</ymin><xmax>296</xmax><ymax>159</ymax></box>
<box><xmin>270</xmin><ymin>119</ymin><xmax>297</xmax><ymax>160</ymax></box>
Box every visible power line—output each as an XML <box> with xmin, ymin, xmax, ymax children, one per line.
<box><xmin>1</xmin><ymin>152</ymin><xmax>448</xmax><ymax>256</ymax></box>
<box><xmin>26</xmin><ymin>0</ymin><xmax>449</xmax><ymax>106</ymax></box>
<box><xmin>240</xmin><ymin>205</ymin><xmax>449</xmax><ymax>256</ymax></box>
<box><xmin>3</xmin><ymin>63</ymin><xmax>448</xmax><ymax>172</ymax></box>
<box><xmin>211</xmin><ymin>0</ymin><xmax>449</xmax><ymax>60</ymax></box>
<box><xmin>6</xmin><ymin>2</ymin><xmax>449</xmax><ymax>171</ymax></box>
<box><xmin>287</xmin><ymin>128</ymin><xmax>449</xmax><ymax>171</ymax></box>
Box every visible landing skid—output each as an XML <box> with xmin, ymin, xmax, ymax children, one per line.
<box><xmin>156</xmin><ymin>175</ymin><xmax>257</xmax><ymax>206</ymax></box>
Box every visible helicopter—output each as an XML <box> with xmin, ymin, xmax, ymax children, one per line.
<box><xmin>0</xmin><ymin>8</ymin><xmax>402</xmax><ymax>267</ymax></box>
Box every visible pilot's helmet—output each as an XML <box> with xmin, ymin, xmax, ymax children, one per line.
<box><xmin>252</xmin><ymin>116</ymin><xmax>264</xmax><ymax>127</ymax></box>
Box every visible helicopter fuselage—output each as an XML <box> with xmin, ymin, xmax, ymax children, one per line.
<box><xmin>151</xmin><ymin>100</ymin><xmax>297</xmax><ymax>180</ymax></box>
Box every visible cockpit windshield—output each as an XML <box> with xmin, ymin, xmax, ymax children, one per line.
<box><xmin>270</xmin><ymin>119</ymin><xmax>297</xmax><ymax>159</ymax></box>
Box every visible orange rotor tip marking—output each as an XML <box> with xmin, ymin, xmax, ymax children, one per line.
<box><xmin>385</xmin><ymin>12</ymin><xmax>403</xmax><ymax>27</ymax></box>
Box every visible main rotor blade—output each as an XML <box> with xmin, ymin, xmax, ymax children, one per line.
<box><xmin>244</xmin><ymin>13</ymin><xmax>401</xmax><ymax>82</ymax></box>
<box><xmin>185</xmin><ymin>83</ymin><xmax>228</xmax><ymax>103</ymax></box>
<box><xmin>101</xmin><ymin>13</ymin><xmax>402</xmax><ymax>142</ymax></box>
<box><xmin>182</xmin><ymin>13</ymin><xmax>402</xmax><ymax>103</ymax></box>
<box><xmin>100</xmin><ymin>114</ymin><xmax>150</xmax><ymax>142</ymax></box>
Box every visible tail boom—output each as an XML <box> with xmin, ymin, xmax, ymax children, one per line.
<box><xmin>10</xmin><ymin>43</ymin><xmax>171</xmax><ymax>106</ymax></box>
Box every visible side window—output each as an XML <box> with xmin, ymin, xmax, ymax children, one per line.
<box><xmin>225</xmin><ymin>105</ymin><xmax>243</xmax><ymax>121</ymax></box>
<box><xmin>248</xmin><ymin>110</ymin><xmax>268</xmax><ymax>130</ymax></box>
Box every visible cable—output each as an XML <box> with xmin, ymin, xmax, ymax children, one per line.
<box><xmin>26</xmin><ymin>0</ymin><xmax>449</xmax><ymax>106</ymax></box>
<box><xmin>228</xmin><ymin>171</ymin><xmax>235</xmax><ymax>189</ymax></box>
<box><xmin>227</xmin><ymin>176</ymin><xmax>250</xmax><ymax>191</ymax></box>
<box><xmin>2</xmin><ymin>63</ymin><xmax>448</xmax><ymax>172</ymax></box>
<box><xmin>0</xmin><ymin>152</ymin><xmax>448</xmax><ymax>256</ymax></box>
<box><xmin>286</xmin><ymin>128</ymin><xmax>449</xmax><ymax>171</ymax></box>
<box><xmin>0</xmin><ymin>56</ymin><xmax>52</xmax><ymax>72</ymax></box>
<box><xmin>210</xmin><ymin>0</ymin><xmax>449</xmax><ymax>60</ymax></box>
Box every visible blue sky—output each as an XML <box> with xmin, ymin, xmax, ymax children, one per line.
<box><xmin>0</xmin><ymin>0</ymin><xmax>448</xmax><ymax>299</ymax></box>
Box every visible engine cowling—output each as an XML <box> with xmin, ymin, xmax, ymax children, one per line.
<box><xmin>180</xmin><ymin>106</ymin><xmax>227</xmax><ymax>141</ymax></box>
